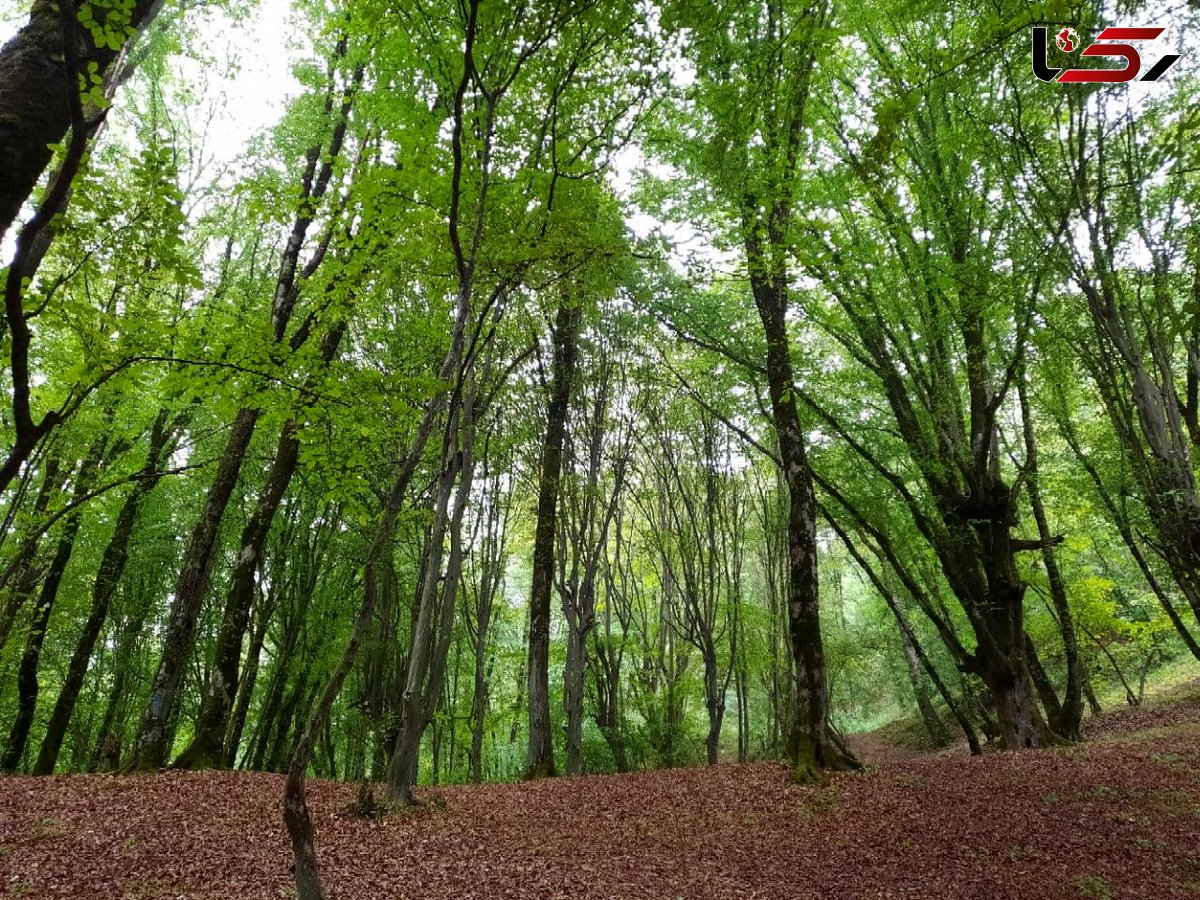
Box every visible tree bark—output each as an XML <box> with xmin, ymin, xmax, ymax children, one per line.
<box><xmin>899</xmin><ymin>611</ymin><xmax>951</xmax><ymax>746</ymax></box>
<box><xmin>826</xmin><ymin>513</ymin><xmax>980</xmax><ymax>755</ymax></box>
<box><xmin>225</xmin><ymin>585</ymin><xmax>277</xmax><ymax>768</ymax></box>
<box><xmin>0</xmin><ymin>456</ymin><xmax>65</xmax><ymax>654</ymax></box>
<box><xmin>752</xmin><ymin>272</ymin><xmax>856</xmax><ymax>780</ymax></box>
<box><xmin>526</xmin><ymin>301</ymin><xmax>581</xmax><ymax>779</ymax></box>
<box><xmin>386</xmin><ymin>395</ymin><xmax>476</xmax><ymax>804</ymax></box>
<box><xmin>0</xmin><ymin>0</ymin><xmax>163</xmax><ymax>240</ymax></box>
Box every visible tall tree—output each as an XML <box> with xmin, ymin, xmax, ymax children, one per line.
<box><xmin>662</xmin><ymin>0</ymin><xmax>858</xmax><ymax>779</ymax></box>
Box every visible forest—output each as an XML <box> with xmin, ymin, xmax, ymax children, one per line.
<box><xmin>1</xmin><ymin>0</ymin><xmax>1199</xmax><ymax>897</ymax></box>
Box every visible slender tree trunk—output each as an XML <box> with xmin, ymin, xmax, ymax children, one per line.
<box><xmin>469</xmin><ymin>652</ymin><xmax>491</xmax><ymax>783</ymax></box>
<box><xmin>1025</xmin><ymin>633</ymin><xmax>1063</xmax><ymax>727</ymax></box>
<box><xmin>526</xmin><ymin>301</ymin><xmax>581</xmax><ymax>779</ymax></box>
<box><xmin>752</xmin><ymin>273</ymin><xmax>856</xmax><ymax>781</ymax></box>
<box><xmin>1019</xmin><ymin>376</ymin><xmax>1083</xmax><ymax>739</ymax></box>
<box><xmin>248</xmin><ymin>601</ymin><xmax>308</xmax><ymax>772</ymax></box>
<box><xmin>899</xmin><ymin>613</ymin><xmax>950</xmax><ymax>746</ymax></box>
<box><xmin>592</xmin><ymin>652</ymin><xmax>628</xmax><ymax>772</ymax></box>
<box><xmin>736</xmin><ymin>654</ymin><xmax>749</xmax><ymax>763</ymax></box>
<box><xmin>90</xmin><ymin>582</ymin><xmax>154</xmax><ymax>771</ymax></box>
<box><xmin>225</xmin><ymin>590</ymin><xmax>275</xmax><ymax>767</ymax></box>
<box><xmin>0</xmin><ymin>456</ymin><xmax>63</xmax><ymax>653</ymax></box>
<box><xmin>179</xmin><ymin>326</ymin><xmax>346</xmax><ymax>770</ymax></box>
<box><xmin>34</xmin><ymin>408</ymin><xmax>173</xmax><ymax>774</ymax></box>
<box><xmin>387</xmin><ymin>401</ymin><xmax>476</xmax><ymax>804</ymax></box>
<box><xmin>128</xmin><ymin>406</ymin><xmax>260</xmax><ymax>770</ymax></box>
<box><xmin>267</xmin><ymin>672</ymin><xmax>310</xmax><ymax>773</ymax></box>
<box><xmin>827</xmin><ymin>515</ymin><xmax>981</xmax><ymax>755</ymax></box>
<box><xmin>1054</xmin><ymin>402</ymin><xmax>1200</xmax><ymax>661</ymax></box>
<box><xmin>563</xmin><ymin>601</ymin><xmax>589</xmax><ymax>775</ymax></box>
<box><xmin>1083</xmin><ymin>670</ymin><xmax>1102</xmax><ymax>717</ymax></box>
<box><xmin>703</xmin><ymin>644</ymin><xmax>724</xmax><ymax>765</ymax></box>
<box><xmin>175</xmin><ymin>420</ymin><xmax>301</xmax><ymax>769</ymax></box>
<box><xmin>3</xmin><ymin>431</ymin><xmax>107</xmax><ymax>771</ymax></box>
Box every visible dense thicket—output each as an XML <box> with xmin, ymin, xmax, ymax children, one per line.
<box><xmin>1</xmin><ymin>0</ymin><xmax>1198</xmax><ymax>893</ymax></box>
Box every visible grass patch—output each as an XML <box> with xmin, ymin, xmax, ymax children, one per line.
<box><xmin>794</xmin><ymin>785</ymin><xmax>841</xmax><ymax>820</ymax></box>
<box><xmin>22</xmin><ymin>816</ymin><xmax>65</xmax><ymax>842</ymax></box>
<box><xmin>1071</xmin><ymin>874</ymin><xmax>1112</xmax><ymax>899</ymax></box>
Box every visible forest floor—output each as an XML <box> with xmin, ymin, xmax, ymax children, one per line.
<box><xmin>2</xmin><ymin>680</ymin><xmax>1199</xmax><ymax>899</ymax></box>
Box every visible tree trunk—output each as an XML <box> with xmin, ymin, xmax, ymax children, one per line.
<box><xmin>0</xmin><ymin>456</ymin><xmax>64</xmax><ymax>653</ymax></box>
<box><xmin>827</xmin><ymin>515</ymin><xmax>980</xmax><ymax>755</ymax></box>
<box><xmin>1019</xmin><ymin>376</ymin><xmax>1083</xmax><ymax>739</ymax></box>
<box><xmin>971</xmin><ymin>521</ymin><xmax>1055</xmax><ymax>751</ymax></box>
<box><xmin>175</xmin><ymin>419</ymin><xmax>301</xmax><ymax>769</ymax></box>
<box><xmin>128</xmin><ymin>405</ymin><xmax>261</xmax><ymax>770</ymax></box>
<box><xmin>178</xmin><ymin>325</ymin><xmax>346</xmax><ymax>770</ymax></box>
<box><xmin>3</xmin><ymin>431</ymin><xmax>107</xmax><ymax>771</ymax></box>
<box><xmin>563</xmin><ymin>605</ymin><xmax>588</xmax><ymax>775</ymax></box>
<box><xmin>752</xmin><ymin>272</ymin><xmax>857</xmax><ymax>781</ymax></box>
<box><xmin>703</xmin><ymin>644</ymin><xmax>724</xmax><ymax>765</ymax></box>
<box><xmin>1025</xmin><ymin>634</ymin><xmax>1063</xmax><ymax>728</ymax></box>
<box><xmin>468</xmin><ymin>651</ymin><xmax>491</xmax><ymax>783</ymax></box>
<box><xmin>90</xmin><ymin>581</ymin><xmax>155</xmax><ymax>771</ymax></box>
<box><xmin>899</xmin><ymin>613</ymin><xmax>950</xmax><ymax>746</ymax></box>
<box><xmin>0</xmin><ymin>0</ymin><xmax>162</xmax><ymax>239</ymax></box>
<box><xmin>386</xmin><ymin>404</ymin><xmax>475</xmax><ymax>804</ymax></box>
<box><xmin>34</xmin><ymin>408</ymin><xmax>173</xmax><ymax>774</ymax></box>
<box><xmin>225</xmin><ymin>589</ymin><xmax>276</xmax><ymax>767</ymax></box>
<box><xmin>591</xmin><ymin>594</ymin><xmax>628</xmax><ymax>773</ymax></box>
<box><xmin>526</xmin><ymin>301</ymin><xmax>581</xmax><ymax>779</ymax></box>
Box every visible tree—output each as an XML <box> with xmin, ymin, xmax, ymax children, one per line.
<box><xmin>658</xmin><ymin>0</ymin><xmax>858</xmax><ymax>780</ymax></box>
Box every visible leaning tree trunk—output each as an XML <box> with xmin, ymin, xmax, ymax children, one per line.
<box><xmin>128</xmin><ymin>405</ymin><xmax>260</xmax><ymax>770</ymax></box>
<box><xmin>387</xmin><ymin>398</ymin><xmax>476</xmax><ymax>805</ymax></box>
<box><xmin>0</xmin><ymin>456</ymin><xmax>64</xmax><ymax>654</ymax></box>
<box><xmin>177</xmin><ymin>324</ymin><xmax>346</xmax><ymax>770</ymax></box>
<box><xmin>2</xmin><ymin>431</ymin><xmax>107</xmax><ymax>771</ymax></box>
<box><xmin>34</xmin><ymin>408</ymin><xmax>174</xmax><ymax>774</ymax></box>
<box><xmin>898</xmin><ymin>609</ymin><xmax>951</xmax><ymax>746</ymax></box>
<box><xmin>224</xmin><ymin>587</ymin><xmax>277</xmax><ymax>767</ymax></box>
<box><xmin>127</xmin><ymin>44</ymin><xmax>357</xmax><ymax>770</ymax></box>
<box><xmin>1054</xmin><ymin>400</ymin><xmax>1200</xmax><ymax>661</ymax></box>
<box><xmin>526</xmin><ymin>300</ymin><xmax>581</xmax><ymax>779</ymax></box>
<box><xmin>174</xmin><ymin>421</ymin><xmax>301</xmax><ymax>769</ymax></box>
<box><xmin>90</xmin><ymin>581</ymin><xmax>154</xmax><ymax>771</ymax></box>
<box><xmin>825</xmin><ymin>514</ymin><xmax>980</xmax><ymax>755</ymax></box>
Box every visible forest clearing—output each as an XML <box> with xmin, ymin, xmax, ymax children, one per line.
<box><xmin>3</xmin><ymin>676</ymin><xmax>1200</xmax><ymax>899</ymax></box>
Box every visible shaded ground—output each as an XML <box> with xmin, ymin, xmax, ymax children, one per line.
<box><xmin>2</xmin><ymin>680</ymin><xmax>1199</xmax><ymax>899</ymax></box>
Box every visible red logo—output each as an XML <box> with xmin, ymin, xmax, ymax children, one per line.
<box><xmin>1033</xmin><ymin>26</ymin><xmax>1180</xmax><ymax>83</ymax></box>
